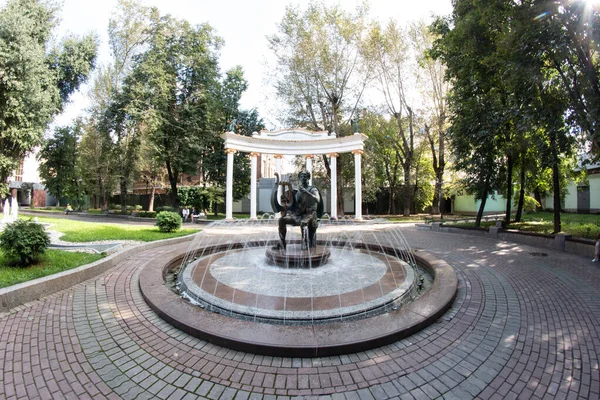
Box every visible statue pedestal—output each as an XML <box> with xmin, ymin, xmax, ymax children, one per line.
<box><xmin>265</xmin><ymin>245</ymin><xmax>331</xmax><ymax>268</ymax></box>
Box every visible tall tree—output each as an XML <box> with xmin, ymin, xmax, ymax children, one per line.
<box><xmin>363</xmin><ymin>21</ymin><xmax>420</xmax><ymax>216</ymax></box>
<box><xmin>126</xmin><ymin>15</ymin><xmax>222</xmax><ymax>211</ymax></box>
<box><xmin>363</xmin><ymin>112</ymin><xmax>402</xmax><ymax>214</ymax></box>
<box><xmin>101</xmin><ymin>0</ymin><xmax>154</xmax><ymax>212</ymax></box>
<box><xmin>412</xmin><ymin>21</ymin><xmax>450</xmax><ymax>215</ymax></box>
<box><xmin>38</xmin><ymin>125</ymin><xmax>80</xmax><ymax>207</ymax></box>
<box><xmin>0</xmin><ymin>0</ymin><xmax>97</xmax><ymax>196</ymax></box>
<box><xmin>268</xmin><ymin>1</ymin><xmax>370</xmax><ymax>215</ymax></box>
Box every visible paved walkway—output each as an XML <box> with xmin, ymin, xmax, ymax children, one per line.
<box><xmin>1</xmin><ymin>226</ymin><xmax>599</xmax><ymax>399</ymax></box>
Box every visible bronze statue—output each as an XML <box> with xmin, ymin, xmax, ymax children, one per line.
<box><xmin>271</xmin><ymin>170</ymin><xmax>324</xmax><ymax>250</ymax></box>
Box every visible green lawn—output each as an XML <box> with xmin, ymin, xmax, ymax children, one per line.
<box><xmin>1</xmin><ymin>216</ymin><xmax>200</xmax><ymax>289</ymax></box>
<box><xmin>26</xmin><ymin>216</ymin><xmax>199</xmax><ymax>242</ymax></box>
<box><xmin>384</xmin><ymin>215</ymin><xmax>428</xmax><ymax>223</ymax></box>
<box><xmin>445</xmin><ymin>211</ymin><xmax>600</xmax><ymax>239</ymax></box>
<box><xmin>0</xmin><ymin>250</ymin><xmax>104</xmax><ymax>288</ymax></box>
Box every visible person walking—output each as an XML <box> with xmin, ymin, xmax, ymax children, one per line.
<box><xmin>593</xmin><ymin>233</ymin><xmax>600</xmax><ymax>262</ymax></box>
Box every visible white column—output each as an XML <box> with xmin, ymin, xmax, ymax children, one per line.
<box><xmin>274</xmin><ymin>154</ymin><xmax>282</xmax><ymax>177</ymax></box>
<box><xmin>250</xmin><ymin>152</ymin><xmax>259</xmax><ymax>219</ymax></box>
<box><xmin>225</xmin><ymin>149</ymin><xmax>236</xmax><ymax>220</ymax></box>
<box><xmin>329</xmin><ymin>153</ymin><xmax>338</xmax><ymax>219</ymax></box>
<box><xmin>353</xmin><ymin>150</ymin><xmax>363</xmax><ymax>220</ymax></box>
<box><xmin>305</xmin><ymin>155</ymin><xmax>313</xmax><ymax>185</ymax></box>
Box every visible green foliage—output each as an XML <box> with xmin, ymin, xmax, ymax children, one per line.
<box><xmin>0</xmin><ymin>0</ymin><xmax>97</xmax><ymax>196</ymax></box>
<box><xmin>137</xmin><ymin>211</ymin><xmax>156</xmax><ymax>218</ymax></box>
<box><xmin>0</xmin><ymin>249</ymin><xmax>104</xmax><ymax>288</ymax></box>
<box><xmin>125</xmin><ymin>14</ymin><xmax>223</xmax><ymax>209</ymax></box>
<box><xmin>177</xmin><ymin>186</ymin><xmax>224</xmax><ymax>213</ymax></box>
<box><xmin>514</xmin><ymin>195</ymin><xmax>541</xmax><ymax>214</ymax></box>
<box><xmin>156</xmin><ymin>206</ymin><xmax>174</xmax><ymax>213</ymax></box>
<box><xmin>0</xmin><ymin>219</ymin><xmax>50</xmax><ymax>266</ymax></box>
<box><xmin>38</xmin><ymin>125</ymin><xmax>80</xmax><ymax>206</ymax></box>
<box><xmin>155</xmin><ymin>211</ymin><xmax>182</xmax><ymax>232</ymax></box>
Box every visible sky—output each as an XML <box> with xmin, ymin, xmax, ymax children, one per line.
<box><xmin>41</xmin><ymin>0</ymin><xmax>453</xmax><ymax>128</ymax></box>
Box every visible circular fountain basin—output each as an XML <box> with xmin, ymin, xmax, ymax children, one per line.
<box><xmin>179</xmin><ymin>245</ymin><xmax>415</xmax><ymax>323</ymax></box>
<box><xmin>140</xmin><ymin>235</ymin><xmax>458</xmax><ymax>357</ymax></box>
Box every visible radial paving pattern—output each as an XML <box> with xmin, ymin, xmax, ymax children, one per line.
<box><xmin>0</xmin><ymin>225</ymin><xmax>599</xmax><ymax>399</ymax></box>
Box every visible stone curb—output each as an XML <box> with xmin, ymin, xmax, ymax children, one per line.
<box><xmin>0</xmin><ymin>234</ymin><xmax>196</xmax><ymax>313</ymax></box>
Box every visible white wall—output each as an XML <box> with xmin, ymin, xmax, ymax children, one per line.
<box><xmin>453</xmin><ymin>193</ymin><xmax>506</xmax><ymax>215</ymax></box>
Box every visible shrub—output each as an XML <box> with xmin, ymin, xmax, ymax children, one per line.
<box><xmin>0</xmin><ymin>219</ymin><xmax>51</xmax><ymax>266</ymax></box>
<box><xmin>156</xmin><ymin>211</ymin><xmax>182</xmax><ymax>232</ymax></box>
<box><xmin>138</xmin><ymin>211</ymin><xmax>157</xmax><ymax>218</ymax></box>
<box><xmin>156</xmin><ymin>206</ymin><xmax>175</xmax><ymax>213</ymax></box>
<box><xmin>134</xmin><ymin>205</ymin><xmax>143</xmax><ymax>211</ymax></box>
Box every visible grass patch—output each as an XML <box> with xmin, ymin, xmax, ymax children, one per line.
<box><xmin>21</xmin><ymin>216</ymin><xmax>199</xmax><ymax>242</ymax></box>
<box><xmin>0</xmin><ymin>249</ymin><xmax>104</xmax><ymax>288</ymax></box>
<box><xmin>439</xmin><ymin>211</ymin><xmax>600</xmax><ymax>239</ymax></box>
<box><xmin>382</xmin><ymin>215</ymin><xmax>428</xmax><ymax>223</ymax></box>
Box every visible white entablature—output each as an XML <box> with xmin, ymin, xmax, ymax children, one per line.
<box><xmin>220</xmin><ymin>128</ymin><xmax>366</xmax><ymax>155</ymax></box>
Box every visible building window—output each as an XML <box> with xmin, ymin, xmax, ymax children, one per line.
<box><xmin>14</xmin><ymin>159</ymin><xmax>24</xmax><ymax>182</ymax></box>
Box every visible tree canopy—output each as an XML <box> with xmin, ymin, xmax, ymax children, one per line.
<box><xmin>0</xmin><ymin>0</ymin><xmax>97</xmax><ymax>196</ymax></box>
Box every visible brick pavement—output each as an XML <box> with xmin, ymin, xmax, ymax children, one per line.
<box><xmin>0</xmin><ymin>226</ymin><xmax>599</xmax><ymax>399</ymax></box>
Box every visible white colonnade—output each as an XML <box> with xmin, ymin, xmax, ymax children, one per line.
<box><xmin>221</xmin><ymin>129</ymin><xmax>366</xmax><ymax>220</ymax></box>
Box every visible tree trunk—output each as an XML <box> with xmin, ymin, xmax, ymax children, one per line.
<box><xmin>534</xmin><ymin>190</ymin><xmax>542</xmax><ymax>211</ymax></box>
<box><xmin>389</xmin><ymin>186</ymin><xmax>395</xmax><ymax>214</ymax></box>
<box><xmin>403</xmin><ymin>166</ymin><xmax>411</xmax><ymax>217</ymax></box>
<box><xmin>148</xmin><ymin>185</ymin><xmax>156</xmax><ymax>212</ymax></box>
<box><xmin>475</xmin><ymin>179</ymin><xmax>489</xmax><ymax>227</ymax></box>
<box><xmin>504</xmin><ymin>154</ymin><xmax>513</xmax><ymax>224</ymax></box>
<box><xmin>431</xmin><ymin>175</ymin><xmax>442</xmax><ymax>215</ymax></box>
<box><xmin>119</xmin><ymin>177</ymin><xmax>128</xmax><ymax>213</ymax></box>
<box><xmin>515</xmin><ymin>164</ymin><xmax>526</xmax><ymax>222</ymax></box>
<box><xmin>550</xmin><ymin>131</ymin><xmax>561</xmax><ymax>233</ymax></box>
<box><xmin>166</xmin><ymin>161</ymin><xmax>179</xmax><ymax>212</ymax></box>
<box><xmin>552</xmin><ymin>162</ymin><xmax>561</xmax><ymax>233</ymax></box>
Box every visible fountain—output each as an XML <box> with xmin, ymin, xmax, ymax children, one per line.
<box><xmin>139</xmin><ymin>127</ymin><xmax>457</xmax><ymax>356</ymax></box>
<box><xmin>139</xmin><ymin>182</ymin><xmax>457</xmax><ymax>356</ymax></box>
<box><xmin>1</xmin><ymin>197</ymin><xmax>18</xmax><ymax>226</ymax></box>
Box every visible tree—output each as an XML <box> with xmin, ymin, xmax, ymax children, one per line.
<box><xmin>126</xmin><ymin>14</ymin><xmax>222</xmax><ymax>211</ymax></box>
<box><xmin>431</xmin><ymin>0</ymin><xmax>529</xmax><ymax>226</ymax></box>
<box><xmin>78</xmin><ymin>114</ymin><xmax>117</xmax><ymax>210</ymax></box>
<box><xmin>363</xmin><ymin>112</ymin><xmax>402</xmax><ymax>214</ymax></box>
<box><xmin>432</xmin><ymin>0</ymin><xmax>580</xmax><ymax>231</ymax></box>
<box><xmin>101</xmin><ymin>0</ymin><xmax>154</xmax><ymax>212</ymax></box>
<box><xmin>412</xmin><ymin>21</ymin><xmax>450</xmax><ymax>215</ymax></box>
<box><xmin>200</xmin><ymin>69</ymin><xmax>263</xmax><ymax>203</ymax></box>
<box><xmin>268</xmin><ymin>1</ymin><xmax>370</xmax><ymax>215</ymax></box>
<box><xmin>38</xmin><ymin>125</ymin><xmax>80</xmax><ymax>207</ymax></box>
<box><xmin>363</xmin><ymin>21</ymin><xmax>420</xmax><ymax>216</ymax></box>
<box><xmin>0</xmin><ymin>0</ymin><xmax>97</xmax><ymax>196</ymax></box>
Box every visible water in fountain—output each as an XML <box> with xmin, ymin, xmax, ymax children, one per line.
<box><xmin>174</xmin><ymin>216</ymin><xmax>429</xmax><ymax>326</ymax></box>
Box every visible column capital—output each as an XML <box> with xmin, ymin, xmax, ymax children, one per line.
<box><xmin>327</xmin><ymin>152</ymin><xmax>339</xmax><ymax>158</ymax></box>
<box><xmin>249</xmin><ymin>152</ymin><xmax>261</xmax><ymax>158</ymax></box>
<box><xmin>273</xmin><ymin>154</ymin><xmax>284</xmax><ymax>159</ymax></box>
<box><xmin>225</xmin><ymin>148</ymin><xmax>237</xmax><ymax>154</ymax></box>
<box><xmin>351</xmin><ymin>149</ymin><xmax>364</xmax><ymax>155</ymax></box>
